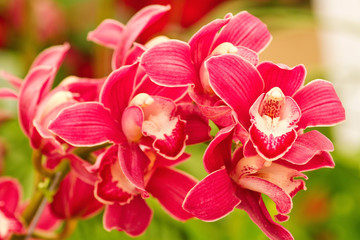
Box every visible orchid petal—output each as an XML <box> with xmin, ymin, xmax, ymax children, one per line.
<box><xmin>112</xmin><ymin>4</ymin><xmax>170</xmax><ymax>68</ymax></box>
<box><xmin>124</xmin><ymin>43</ymin><xmax>146</xmax><ymax>66</ymax></box>
<box><xmin>141</xmin><ymin>40</ymin><xmax>196</xmax><ymax>87</ymax></box>
<box><xmin>87</xmin><ymin>19</ymin><xmax>125</xmax><ymax>48</ymax></box>
<box><xmin>206</xmin><ymin>54</ymin><xmax>264</xmax><ymax>129</ymax></box>
<box><xmin>60</xmin><ymin>76</ymin><xmax>105</xmax><ymax>102</ymax></box>
<box><xmin>189</xmin><ymin>89</ymin><xmax>233</xmax><ymax>128</ymax></box>
<box><xmin>50</xmin><ymin>171</ymin><xmax>103</xmax><ymax>219</ymax></box>
<box><xmin>146</xmin><ymin>167</ymin><xmax>197</xmax><ymax>221</ymax></box>
<box><xmin>183</xmin><ymin>169</ymin><xmax>240</xmax><ymax>221</ymax></box>
<box><xmin>153</xmin><ymin>152</ymin><xmax>191</xmax><ymax>168</ymax></box>
<box><xmin>188</xmin><ymin>15</ymin><xmax>231</xmax><ymax>70</ymax></box>
<box><xmin>213</xmin><ymin>11</ymin><xmax>272</xmax><ymax>53</ymax></box>
<box><xmin>238</xmin><ymin>163</ymin><xmax>306</xmax><ymax>214</ymax></box>
<box><xmin>100</xmin><ymin>62</ymin><xmax>139</xmax><ymax>122</ymax></box>
<box><xmin>0</xmin><ymin>178</ymin><xmax>22</xmax><ymax>212</ymax></box>
<box><xmin>118</xmin><ymin>142</ymin><xmax>150</xmax><ymax>191</ymax></box>
<box><xmin>277</xmin><ymin>151</ymin><xmax>335</xmax><ymax>172</ymax></box>
<box><xmin>0</xmin><ymin>70</ymin><xmax>22</xmax><ymax>89</ymax></box>
<box><xmin>18</xmin><ymin>66</ymin><xmax>54</xmax><ymax>135</ymax></box>
<box><xmin>258</xmin><ymin>62</ymin><xmax>306</xmax><ymax>96</ymax></box>
<box><xmin>103</xmin><ymin>196</ymin><xmax>153</xmax><ymax>237</ymax></box>
<box><xmin>134</xmin><ymin>76</ymin><xmax>188</xmax><ymax>102</ymax></box>
<box><xmin>95</xmin><ymin>155</ymin><xmax>137</xmax><ymax>205</ymax></box>
<box><xmin>249</xmin><ymin>125</ymin><xmax>297</xmax><ymax>161</ymax></box>
<box><xmin>30</xmin><ymin>43</ymin><xmax>70</xmax><ymax>70</ymax></box>
<box><xmin>176</xmin><ymin>103</ymin><xmax>211</xmax><ymax>145</ymax></box>
<box><xmin>48</xmin><ymin>102</ymin><xmax>125</xmax><ymax>146</ymax></box>
<box><xmin>237</xmin><ymin>190</ymin><xmax>294</xmax><ymax>240</ymax></box>
<box><xmin>282</xmin><ymin>130</ymin><xmax>333</xmax><ymax>165</ymax></box>
<box><xmin>204</xmin><ymin>125</ymin><xmax>234</xmax><ymax>173</ymax></box>
<box><xmin>293</xmin><ymin>80</ymin><xmax>345</xmax><ymax>129</ymax></box>
<box><xmin>0</xmin><ymin>88</ymin><xmax>18</xmax><ymax>99</ymax></box>
<box><xmin>236</xmin><ymin>46</ymin><xmax>259</xmax><ymax>66</ymax></box>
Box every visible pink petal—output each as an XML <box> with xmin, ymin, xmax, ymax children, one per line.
<box><xmin>236</xmin><ymin>46</ymin><xmax>259</xmax><ymax>66</ymax></box>
<box><xmin>249</xmin><ymin>125</ymin><xmax>297</xmax><ymax>161</ymax></box>
<box><xmin>176</xmin><ymin>103</ymin><xmax>211</xmax><ymax>145</ymax></box>
<box><xmin>204</xmin><ymin>125</ymin><xmax>234</xmax><ymax>173</ymax></box>
<box><xmin>183</xmin><ymin>169</ymin><xmax>240</xmax><ymax>221</ymax></box>
<box><xmin>103</xmin><ymin>196</ymin><xmax>153</xmax><ymax>237</ymax></box>
<box><xmin>48</xmin><ymin>102</ymin><xmax>125</xmax><ymax>146</ymax></box>
<box><xmin>95</xmin><ymin>147</ymin><xmax>138</xmax><ymax>204</ymax></box>
<box><xmin>188</xmin><ymin>15</ymin><xmax>231</xmax><ymax>70</ymax></box>
<box><xmin>257</xmin><ymin>62</ymin><xmax>306</xmax><ymax>96</ymax></box>
<box><xmin>87</xmin><ymin>19</ymin><xmax>125</xmax><ymax>48</ymax></box>
<box><xmin>50</xmin><ymin>171</ymin><xmax>103</xmax><ymax>219</ymax></box>
<box><xmin>206</xmin><ymin>54</ymin><xmax>264</xmax><ymax>129</ymax></box>
<box><xmin>134</xmin><ymin>76</ymin><xmax>188</xmax><ymax>102</ymax></box>
<box><xmin>0</xmin><ymin>70</ymin><xmax>22</xmax><ymax>89</ymax></box>
<box><xmin>213</xmin><ymin>11</ymin><xmax>272</xmax><ymax>53</ymax></box>
<box><xmin>112</xmin><ymin>4</ymin><xmax>170</xmax><ymax>68</ymax></box>
<box><xmin>100</xmin><ymin>62</ymin><xmax>139</xmax><ymax>122</ymax></box>
<box><xmin>0</xmin><ymin>88</ymin><xmax>18</xmax><ymax>99</ymax></box>
<box><xmin>146</xmin><ymin>167</ymin><xmax>197</xmax><ymax>221</ymax></box>
<box><xmin>141</xmin><ymin>97</ymin><xmax>187</xmax><ymax>159</ymax></box>
<box><xmin>124</xmin><ymin>43</ymin><xmax>146</xmax><ymax>66</ymax></box>
<box><xmin>282</xmin><ymin>130</ymin><xmax>334</xmax><ymax>165</ymax></box>
<box><xmin>30</xmin><ymin>42</ymin><xmax>70</xmax><ymax>70</ymax></box>
<box><xmin>277</xmin><ymin>151</ymin><xmax>335</xmax><ymax>172</ymax></box>
<box><xmin>237</xmin><ymin>189</ymin><xmax>294</xmax><ymax>240</ymax></box>
<box><xmin>238</xmin><ymin>163</ymin><xmax>306</xmax><ymax>215</ymax></box>
<box><xmin>154</xmin><ymin>152</ymin><xmax>191</xmax><ymax>168</ymax></box>
<box><xmin>189</xmin><ymin>89</ymin><xmax>234</xmax><ymax>128</ymax></box>
<box><xmin>0</xmin><ymin>178</ymin><xmax>22</xmax><ymax>212</ymax></box>
<box><xmin>293</xmin><ymin>79</ymin><xmax>345</xmax><ymax>129</ymax></box>
<box><xmin>118</xmin><ymin>142</ymin><xmax>150</xmax><ymax>191</ymax></box>
<box><xmin>18</xmin><ymin>66</ymin><xmax>54</xmax><ymax>135</ymax></box>
<box><xmin>60</xmin><ymin>76</ymin><xmax>105</xmax><ymax>102</ymax></box>
<box><xmin>141</xmin><ymin>40</ymin><xmax>196</xmax><ymax>86</ymax></box>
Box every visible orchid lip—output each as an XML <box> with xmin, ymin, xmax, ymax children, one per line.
<box><xmin>249</xmin><ymin>87</ymin><xmax>301</xmax><ymax>161</ymax></box>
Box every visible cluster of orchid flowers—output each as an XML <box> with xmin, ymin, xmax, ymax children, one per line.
<box><xmin>0</xmin><ymin>4</ymin><xmax>345</xmax><ymax>240</ymax></box>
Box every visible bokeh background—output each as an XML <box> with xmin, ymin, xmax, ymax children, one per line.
<box><xmin>1</xmin><ymin>0</ymin><xmax>359</xmax><ymax>239</ymax></box>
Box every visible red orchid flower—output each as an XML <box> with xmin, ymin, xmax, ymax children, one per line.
<box><xmin>0</xmin><ymin>44</ymin><xmax>107</xmax><ymax>178</ymax></box>
<box><xmin>140</xmin><ymin>10</ymin><xmax>271</xmax><ymax>127</ymax></box>
<box><xmin>203</xmin><ymin>54</ymin><xmax>345</xmax><ymax>164</ymax></box>
<box><xmin>86</xmin><ymin>145</ymin><xmax>196</xmax><ymax>236</ymax></box>
<box><xmin>49</xmin><ymin>60</ymin><xmax>207</xmax><ymax>190</ymax></box>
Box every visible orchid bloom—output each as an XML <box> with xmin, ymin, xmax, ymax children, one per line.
<box><xmin>182</xmin><ymin>54</ymin><xmax>345</xmax><ymax>240</ymax></box>
<box><xmin>0</xmin><ymin>43</ymin><xmax>107</xmax><ymax>177</ymax></box>
<box><xmin>183</xmin><ymin>118</ymin><xmax>337</xmax><ymax>239</ymax></box>
<box><xmin>86</xmin><ymin>145</ymin><xmax>196</xmax><ymax>236</ymax></box>
<box><xmin>140</xmin><ymin>10</ymin><xmax>271</xmax><ymax>127</ymax></box>
<box><xmin>203</xmin><ymin>54</ymin><xmax>345</xmax><ymax>165</ymax></box>
<box><xmin>0</xmin><ymin>178</ymin><xmax>23</xmax><ymax>240</ymax></box>
<box><xmin>49</xmin><ymin>61</ymin><xmax>205</xmax><ymax>235</ymax></box>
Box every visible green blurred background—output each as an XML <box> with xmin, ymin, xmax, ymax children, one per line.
<box><xmin>1</xmin><ymin>0</ymin><xmax>359</xmax><ymax>239</ymax></box>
